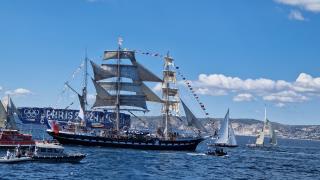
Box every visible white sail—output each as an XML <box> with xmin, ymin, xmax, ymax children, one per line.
<box><xmin>7</xmin><ymin>98</ymin><xmax>18</xmax><ymax>130</ymax></box>
<box><xmin>215</xmin><ymin>109</ymin><xmax>237</xmax><ymax>146</ymax></box>
<box><xmin>255</xmin><ymin>131</ymin><xmax>265</xmax><ymax>145</ymax></box>
<box><xmin>0</xmin><ymin>98</ymin><xmax>19</xmax><ymax>130</ymax></box>
<box><xmin>255</xmin><ymin>107</ymin><xmax>278</xmax><ymax>146</ymax></box>
<box><xmin>215</xmin><ymin>109</ymin><xmax>230</xmax><ymax>144</ymax></box>
<box><xmin>268</xmin><ymin>120</ymin><xmax>277</xmax><ymax>146</ymax></box>
<box><xmin>0</xmin><ymin>101</ymin><xmax>8</xmax><ymax>129</ymax></box>
<box><xmin>229</xmin><ymin>123</ymin><xmax>237</xmax><ymax>146</ymax></box>
<box><xmin>256</xmin><ymin>112</ymin><xmax>267</xmax><ymax>146</ymax></box>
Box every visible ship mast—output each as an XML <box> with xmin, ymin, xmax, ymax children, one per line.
<box><xmin>115</xmin><ymin>38</ymin><xmax>123</xmax><ymax>131</ymax></box>
<box><xmin>90</xmin><ymin>39</ymin><xmax>162</xmax><ymax>131</ymax></box>
<box><xmin>83</xmin><ymin>50</ymin><xmax>88</xmax><ymax>112</ymax></box>
<box><xmin>162</xmin><ymin>53</ymin><xmax>179</xmax><ymax>139</ymax></box>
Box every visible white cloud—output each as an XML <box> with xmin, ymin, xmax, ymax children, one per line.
<box><xmin>197</xmin><ymin>88</ymin><xmax>228</xmax><ymax>96</ymax></box>
<box><xmin>233</xmin><ymin>93</ymin><xmax>255</xmax><ymax>102</ymax></box>
<box><xmin>191</xmin><ymin>73</ymin><xmax>320</xmax><ymax>105</ymax></box>
<box><xmin>5</xmin><ymin>88</ymin><xmax>32</xmax><ymax>96</ymax></box>
<box><xmin>275</xmin><ymin>0</ymin><xmax>320</xmax><ymax>13</ymax></box>
<box><xmin>153</xmin><ymin>83</ymin><xmax>162</xmax><ymax>92</ymax></box>
<box><xmin>0</xmin><ymin>86</ymin><xmax>2</xmax><ymax>91</ymax></box>
<box><xmin>194</xmin><ymin>74</ymin><xmax>286</xmax><ymax>93</ymax></box>
<box><xmin>263</xmin><ymin>90</ymin><xmax>308</xmax><ymax>103</ymax></box>
<box><xmin>87</xmin><ymin>94</ymin><xmax>96</xmax><ymax>103</ymax></box>
<box><xmin>289</xmin><ymin>10</ymin><xmax>306</xmax><ymax>20</ymax></box>
<box><xmin>293</xmin><ymin>73</ymin><xmax>320</xmax><ymax>92</ymax></box>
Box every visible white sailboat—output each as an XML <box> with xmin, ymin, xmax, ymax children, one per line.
<box><xmin>214</xmin><ymin>109</ymin><xmax>238</xmax><ymax>147</ymax></box>
<box><xmin>247</xmin><ymin>107</ymin><xmax>277</xmax><ymax>147</ymax></box>
<box><xmin>0</xmin><ymin>97</ymin><xmax>35</xmax><ymax>148</ymax></box>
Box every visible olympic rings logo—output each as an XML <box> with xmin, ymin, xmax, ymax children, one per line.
<box><xmin>23</xmin><ymin>109</ymin><xmax>40</xmax><ymax>118</ymax></box>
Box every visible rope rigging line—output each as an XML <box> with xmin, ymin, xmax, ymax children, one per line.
<box><xmin>134</xmin><ymin>49</ymin><xmax>210</xmax><ymax>118</ymax></box>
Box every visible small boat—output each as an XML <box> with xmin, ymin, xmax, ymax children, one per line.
<box><xmin>0</xmin><ymin>147</ymin><xmax>32</xmax><ymax>164</ymax></box>
<box><xmin>206</xmin><ymin>147</ymin><xmax>227</xmax><ymax>156</ymax></box>
<box><xmin>213</xmin><ymin>109</ymin><xmax>238</xmax><ymax>148</ymax></box>
<box><xmin>32</xmin><ymin>142</ymin><xmax>86</xmax><ymax>163</ymax></box>
<box><xmin>247</xmin><ymin>107</ymin><xmax>277</xmax><ymax>148</ymax></box>
<box><xmin>0</xmin><ymin>156</ymin><xmax>32</xmax><ymax>164</ymax></box>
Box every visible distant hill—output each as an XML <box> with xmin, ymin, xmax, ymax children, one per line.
<box><xmin>131</xmin><ymin>116</ymin><xmax>320</xmax><ymax>140</ymax></box>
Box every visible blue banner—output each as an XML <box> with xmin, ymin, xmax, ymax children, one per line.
<box><xmin>18</xmin><ymin>107</ymin><xmax>130</xmax><ymax>129</ymax></box>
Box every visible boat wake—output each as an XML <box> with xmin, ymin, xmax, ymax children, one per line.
<box><xmin>186</xmin><ymin>153</ymin><xmax>206</xmax><ymax>156</ymax></box>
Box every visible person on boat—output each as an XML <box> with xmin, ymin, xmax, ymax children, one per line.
<box><xmin>15</xmin><ymin>145</ymin><xmax>22</xmax><ymax>158</ymax></box>
<box><xmin>6</xmin><ymin>149</ymin><xmax>10</xmax><ymax>160</ymax></box>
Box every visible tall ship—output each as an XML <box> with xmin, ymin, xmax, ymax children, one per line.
<box><xmin>47</xmin><ymin>41</ymin><xmax>206</xmax><ymax>151</ymax></box>
<box><xmin>0</xmin><ymin>97</ymin><xmax>35</xmax><ymax>148</ymax></box>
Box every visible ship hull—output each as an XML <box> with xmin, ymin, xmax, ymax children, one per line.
<box><xmin>47</xmin><ymin>130</ymin><xmax>203</xmax><ymax>151</ymax></box>
<box><xmin>0</xmin><ymin>130</ymin><xmax>35</xmax><ymax>149</ymax></box>
<box><xmin>213</xmin><ymin>143</ymin><xmax>238</xmax><ymax>148</ymax></box>
<box><xmin>32</xmin><ymin>154</ymin><xmax>86</xmax><ymax>163</ymax></box>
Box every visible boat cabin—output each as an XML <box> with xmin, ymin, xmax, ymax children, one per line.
<box><xmin>34</xmin><ymin>142</ymin><xmax>64</xmax><ymax>157</ymax></box>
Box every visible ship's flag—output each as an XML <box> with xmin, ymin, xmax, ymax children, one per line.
<box><xmin>50</xmin><ymin>120</ymin><xmax>60</xmax><ymax>134</ymax></box>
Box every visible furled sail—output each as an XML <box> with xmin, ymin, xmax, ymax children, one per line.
<box><xmin>181</xmin><ymin>99</ymin><xmax>207</xmax><ymax>132</ymax></box>
<box><xmin>104</xmin><ymin>50</ymin><xmax>135</xmax><ymax>62</ymax></box>
<box><xmin>162</xmin><ymin>87</ymin><xmax>178</xmax><ymax>97</ymax></box>
<box><xmin>161</xmin><ymin>55</ymin><xmax>180</xmax><ymax>139</ymax></box>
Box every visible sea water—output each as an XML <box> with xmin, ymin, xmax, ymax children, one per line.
<box><xmin>0</xmin><ymin>136</ymin><xmax>319</xmax><ymax>179</ymax></box>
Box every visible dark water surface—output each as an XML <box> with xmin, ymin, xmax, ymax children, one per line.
<box><xmin>1</xmin><ymin>136</ymin><xmax>320</xmax><ymax>180</ymax></box>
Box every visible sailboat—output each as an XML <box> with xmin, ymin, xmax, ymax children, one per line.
<box><xmin>0</xmin><ymin>97</ymin><xmax>35</xmax><ymax>148</ymax></box>
<box><xmin>47</xmin><ymin>41</ymin><xmax>205</xmax><ymax>151</ymax></box>
<box><xmin>247</xmin><ymin>108</ymin><xmax>277</xmax><ymax>148</ymax></box>
<box><xmin>213</xmin><ymin>109</ymin><xmax>238</xmax><ymax>147</ymax></box>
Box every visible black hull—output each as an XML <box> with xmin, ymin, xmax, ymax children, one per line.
<box><xmin>32</xmin><ymin>154</ymin><xmax>86</xmax><ymax>163</ymax></box>
<box><xmin>47</xmin><ymin>131</ymin><xmax>203</xmax><ymax>151</ymax></box>
<box><xmin>214</xmin><ymin>144</ymin><xmax>238</xmax><ymax>148</ymax></box>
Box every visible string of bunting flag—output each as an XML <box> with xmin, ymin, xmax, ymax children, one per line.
<box><xmin>134</xmin><ymin>49</ymin><xmax>210</xmax><ymax>117</ymax></box>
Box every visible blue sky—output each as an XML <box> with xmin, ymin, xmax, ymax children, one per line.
<box><xmin>0</xmin><ymin>0</ymin><xmax>320</xmax><ymax>125</ymax></box>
